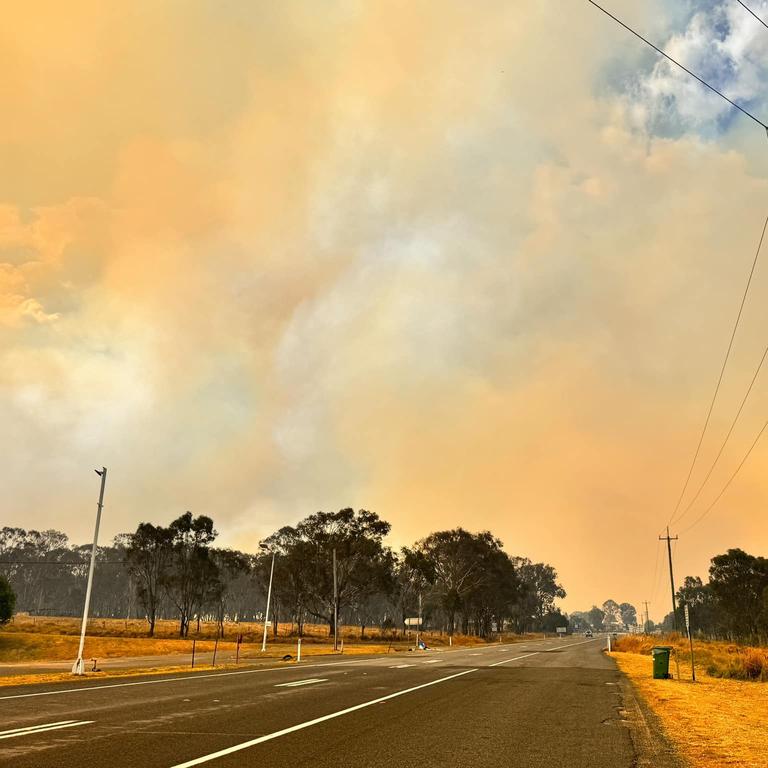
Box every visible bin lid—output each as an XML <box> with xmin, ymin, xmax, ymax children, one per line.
<box><xmin>651</xmin><ymin>646</ymin><xmax>673</xmax><ymax>652</ymax></box>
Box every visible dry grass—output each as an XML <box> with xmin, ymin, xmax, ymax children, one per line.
<box><xmin>612</xmin><ymin>650</ymin><xmax>768</xmax><ymax>768</ymax></box>
<box><xmin>3</xmin><ymin>614</ymin><xmax>494</xmax><ymax>644</ymax></box>
<box><xmin>614</xmin><ymin>634</ymin><xmax>768</xmax><ymax>682</ymax></box>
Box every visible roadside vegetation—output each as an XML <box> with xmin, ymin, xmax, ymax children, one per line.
<box><xmin>613</xmin><ymin>650</ymin><xmax>768</xmax><ymax>768</ymax></box>
<box><xmin>0</xmin><ymin>615</ymin><xmax>496</xmax><ymax>664</ymax></box>
<box><xmin>614</xmin><ymin>633</ymin><xmax>768</xmax><ymax>682</ymax></box>
<box><xmin>612</xmin><ymin>633</ymin><xmax>768</xmax><ymax>767</ymax></box>
<box><xmin>0</xmin><ymin>512</ymin><xmax>567</xmax><ymax>644</ymax></box>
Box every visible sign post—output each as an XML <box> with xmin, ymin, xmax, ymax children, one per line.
<box><xmin>556</xmin><ymin>626</ymin><xmax>567</xmax><ymax>638</ymax></box>
<box><xmin>684</xmin><ymin>604</ymin><xmax>696</xmax><ymax>682</ymax></box>
<box><xmin>404</xmin><ymin>617</ymin><xmax>422</xmax><ymax>647</ymax></box>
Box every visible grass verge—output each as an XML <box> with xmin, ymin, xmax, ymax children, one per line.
<box><xmin>612</xmin><ymin>648</ymin><xmax>768</xmax><ymax>767</ymax></box>
<box><xmin>614</xmin><ymin>634</ymin><xmax>768</xmax><ymax>682</ymax></box>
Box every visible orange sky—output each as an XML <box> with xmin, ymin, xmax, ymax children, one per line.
<box><xmin>3</xmin><ymin>1</ymin><xmax>768</xmax><ymax>618</ymax></box>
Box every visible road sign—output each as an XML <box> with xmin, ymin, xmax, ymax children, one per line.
<box><xmin>683</xmin><ymin>605</ymin><xmax>690</xmax><ymax>632</ymax></box>
<box><xmin>404</xmin><ymin>617</ymin><xmax>421</xmax><ymax>627</ymax></box>
<box><xmin>556</xmin><ymin>626</ymin><xmax>567</xmax><ymax>634</ymax></box>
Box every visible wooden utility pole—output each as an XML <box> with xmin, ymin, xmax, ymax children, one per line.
<box><xmin>642</xmin><ymin>601</ymin><xmax>651</xmax><ymax>633</ymax></box>
<box><xmin>659</xmin><ymin>527</ymin><xmax>679</xmax><ymax>631</ymax></box>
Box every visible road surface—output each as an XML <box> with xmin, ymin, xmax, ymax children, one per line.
<box><xmin>0</xmin><ymin>637</ymin><xmax>680</xmax><ymax>767</ymax></box>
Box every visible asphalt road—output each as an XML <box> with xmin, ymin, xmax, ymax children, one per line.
<box><xmin>0</xmin><ymin>637</ymin><xmax>680</xmax><ymax>768</ymax></box>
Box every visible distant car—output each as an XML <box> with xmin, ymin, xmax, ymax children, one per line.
<box><xmin>585</xmin><ymin>630</ymin><xmax>593</xmax><ymax>638</ymax></box>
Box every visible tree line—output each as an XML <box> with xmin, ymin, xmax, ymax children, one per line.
<box><xmin>0</xmin><ymin>509</ymin><xmax>567</xmax><ymax>638</ymax></box>
<box><xmin>666</xmin><ymin>548</ymin><xmax>768</xmax><ymax>644</ymax></box>
<box><xmin>570</xmin><ymin>600</ymin><xmax>638</xmax><ymax>633</ymax></box>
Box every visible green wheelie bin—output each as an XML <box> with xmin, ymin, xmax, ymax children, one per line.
<box><xmin>652</xmin><ymin>646</ymin><xmax>673</xmax><ymax>679</ymax></box>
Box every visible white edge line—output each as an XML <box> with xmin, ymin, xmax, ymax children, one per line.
<box><xmin>0</xmin><ymin>638</ymin><xmax>557</xmax><ymax>701</ymax></box>
<box><xmin>0</xmin><ymin>657</ymin><xmax>400</xmax><ymax>701</ymax></box>
<box><xmin>169</xmin><ymin>668</ymin><xmax>477</xmax><ymax>768</ymax></box>
<box><xmin>0</xmin><ymin>721</ymin><xmax>93</xmax><ymax>740</ymax></box>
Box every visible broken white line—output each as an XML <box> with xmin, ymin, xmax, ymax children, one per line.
<box><xmin>169</xmin><ymin>668</ymin><xmax>477</xmax><ymax>768</ymax></box>
<box><xmin>489</xmin><ymin>652</ymin><xmax>539</xmax><ymax>667</ymax></box>
<box><xmin>0</xmin><ymin>720</ymin><xmax>94</xmax><ymax>740</ymax></box>
<box><xmin>274</xmin><ymin>679</ymin><xmax>327</xmax><ymax>688</ymax></box>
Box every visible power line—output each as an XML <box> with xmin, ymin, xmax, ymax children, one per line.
<box><xmin>666</xmin><ymin>214</ymin><xmax>768</xmax><ymax>524</ymax></box>
<box><xmin>735</xmin><ymin>0</ymin><xmax>768</xmax><ymax>31</ymax></box>
<box><xmin>671</xmin><ymin>341</ymin><xmax>768</xmax><ymax>528</ymax></box>
<box><xmin>680</xmin><ymin>418</ymin><xmax>768</xmax><ymax>534</ymax></box>
<box><xmin>585</xmin><ymin>0</ymin><xmax>768</xmax><ymax>130</ymax></box>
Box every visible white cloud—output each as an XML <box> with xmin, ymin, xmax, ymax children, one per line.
<box><xmin>629</xmin><ymin>1</ymin><xmax>768</xmax><ymax>134</ymax></box>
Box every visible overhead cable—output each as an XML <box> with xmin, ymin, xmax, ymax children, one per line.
<box><xmin>586</xmin><ymin>0</ymin><xmax>768</xmax><ymax>131</ymax></box>
<box><xmin>734</xmin><ymin>0</ymin><xmax>768</xmax><ymax>32</ymax></box>
<box><xmin>680</xmin><ymin>418</ymin><xmax>768</xmax><ymax>534</ymax></box>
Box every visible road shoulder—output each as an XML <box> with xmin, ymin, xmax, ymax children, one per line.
<box><xmin>611</xmin><ymin>653</ymin><xmax>687</xmax><ymax>768</ymax></box>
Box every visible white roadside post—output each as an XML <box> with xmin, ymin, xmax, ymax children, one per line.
<box><xmin>416</xmin><ymin>591</ymin><xmax>422</xmax><ymax>649</ymax></box>
<box><xmin>297</xmin><ymin>637</ymin><xmax>302</xmax><ymax>662</ymax></box>
<box><xmin>261</xmin><ymin>547</ymin><xmax>276</xmax><ymax>653</ymax></box>
<box><xmin>332</xmin><ymin>548</ymin><xmax>338</xmax><ymax>652</ymax></box>
<box><xmin>72</xmin><ymin>467</ymin><xmax>107</xmax><ymax>676</ymax></box>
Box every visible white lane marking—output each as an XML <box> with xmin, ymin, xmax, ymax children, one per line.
<box><xmin>0</xmin><ymin>720</ymin><xmax>93</xmax><ymax>740</ymax></box>
<box><xmin>541</xmin><ymin>638</ymin><xmax>597</xmax><ymax>652</ymax></box>
<box><xmin>169</xmin><ymin>668</ymin><xmax>477</xmax><ymax>768</ymax></box>
<box><xmin>274</xmin><ymin>678</ymin><xmax>327</xmax><ymax>688</ymax></box>
<box><xmin>0</xmin><ymin>656</ymin><xmax>394</xmax><ymax>701</ymax></box>
<box><xmin>393</xmin><ymin>664</ymin><xmax>413</xmax><ymax>668</ymax></box>
<box><xmin>489</xmin><ymin>652</ymin><xmax>540</xmax><ymax>667</ymax></box>
<box><xmin>422</xmin><ymin>659</ymin><xmax>441</xmax><ymax>664</ymax></box>
<box><xmin>489</xmin><ymin>637</ymin><xmax>598</xmax><ymax>667</ymax></box>
<box><xmin>0</xmin><ymin>721</ymin><xmax>78</xmax><ymax>737</ymax></box>
<box><xmin>0</xmin><ymin>639</ymin><xmax>555</xmax><ymax>702</ymax></box>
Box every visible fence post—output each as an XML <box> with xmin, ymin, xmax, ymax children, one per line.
<box><xmin>191</xmin><ymin>639</ymin><xmax>196</xmax><ymax>668</ymax></box>
<box><xmin>212</xmin><ymin>637</ymin><xmax>218</xmax><ymax>667</ymax></box>
<box><xmin>236</xmin><ymin>634</ymin><xmax>242</xmax><ymax>664</ymax></box>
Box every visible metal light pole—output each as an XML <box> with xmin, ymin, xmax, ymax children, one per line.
<box><xmin>332</xmin><ymin>548</ymin><xmax>338</xmax><ymax>652</ymax></box>
<box><xmin>261</xmin><ymin>548</ymin><xmax>275</xmax><ymax>652</ymax></box>
<box><xmin>72</xmin><ymin>467</ymin><xmax>107</xmax><ymax>675</ymax></box>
